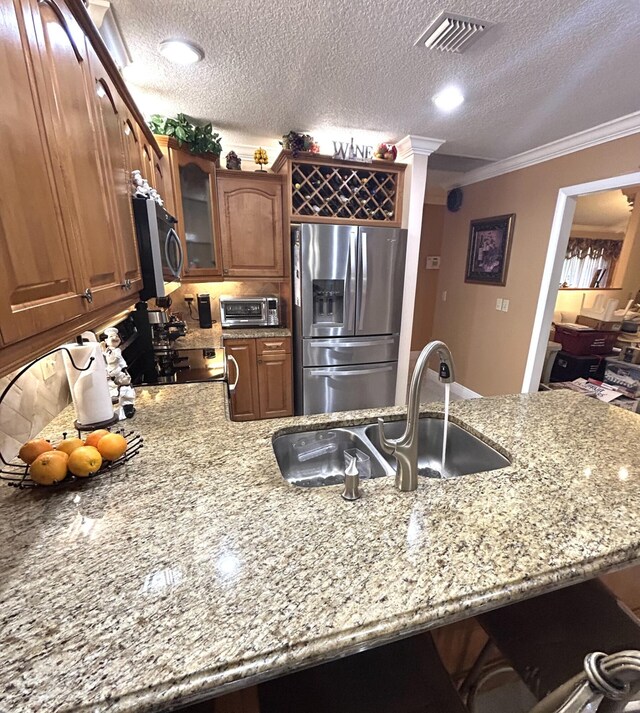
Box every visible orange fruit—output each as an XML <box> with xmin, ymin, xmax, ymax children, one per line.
<box><xmin>30</xmin><ymin>451</ymin><xmax>68</xmax><ymax>485</ymax></box>
<box><xmin>67</xmin><ymin>446</ymin><xmax>102</xmax><ymax>477</ymax></box>
<box><xmin>18</xmin><ymin>438</ymin><xmax>53</xmax><ymax>465</ymax></box>
<box><xmin>96</xmin><ymin>433</ymin><xmax>127</xmax><ymax>461</ymax></box>
<box><xmin>55</xmin><ymin>437</ymin><xmax>84</xmax><ymax>456</ymax></box>
<box><xmin>49</xmin><ymin>450</ymin><xmax>69</xmax><ymax>460</ymax></box>
<box><xmin>84</xmin><ymin>429</ymin><xmax>110</xmax><ymax>448</ymax></box>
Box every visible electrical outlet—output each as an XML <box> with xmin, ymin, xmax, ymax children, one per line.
<box><xmin>184</xmin><ymin>293</ymin><xmax>194</xmax><ymax>304</ymax></box>
<box><xmin>496</xmin><ymin>298</ymin><xmax>503</xmax><ymax>311</ymax></box>
<box><xmin>501</xmin><ymin>299</ymin><xmax>510</xmax><ymax>312</ymax></box>
<box><xmin>442</xmin><ymin>291</ymin><xmax>447</xmax><ymax>302</ymax></box>
<box><xmin>40</xmin><ymin>356</ymin><xmax>57</xmax><ymax>382</ymax></box>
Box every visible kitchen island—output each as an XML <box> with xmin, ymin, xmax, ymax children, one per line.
<box><xmin>1</xmin><ymin>386</ymin><xmax>640</xmax><ymax>712</ymax></box>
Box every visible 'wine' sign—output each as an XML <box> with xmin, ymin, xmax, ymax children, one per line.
<box><xmin>332</xmin><ymin>138</ymin><xmax>373</xmax><ymax>163</ymax></box>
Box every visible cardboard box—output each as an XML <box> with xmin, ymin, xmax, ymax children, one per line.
<box><xmin>576</xmin><ymin>315</ymin><xmax>622</xmax><ymax>331</ymax></box>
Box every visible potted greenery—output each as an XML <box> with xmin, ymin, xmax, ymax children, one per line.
<box><xmin>148</xmin><ymin>113</ymin><xmax>222</xmax><ymax>165</ymax></box>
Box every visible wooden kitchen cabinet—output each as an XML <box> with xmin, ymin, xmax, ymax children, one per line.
<box><xmin>216</xmin><ymin>172</ymin><xmax>286</xmax><ymax>278</ymax></box>
<box><xmin>0</xmin><ymin>0</ymin><xmax>85</xmax><ymax>346</ymax></box>
<box><xmin>0</xmin><ymin>0</ymin><xmax>166</xmax><ymax>376</ymax></box>
<box><xmin>26</xmin><ymin>0</ymin><xmax>124</xmax><ymax>311</ymax></box>
<box><xmin>226</xmin><ymin>339</ymin><xmax>261</xmax><ymax>421</ymax></box>
<box><xmin>227</xmin><ymin>337</ymin><xmax>293</xmax><ymax>421</ymax></box>
<box><xmin>86</xmin><ymin>55</ymin><xmax>141</xmax><ymax>293</ymax></box>
<box><xmin>155</xmin><ymin>136</ymin><xmax>222</xmax><ymax>278</ymax></box>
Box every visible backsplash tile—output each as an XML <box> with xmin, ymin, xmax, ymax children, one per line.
<box><xmin>0</xmin><ymin>352</ymin><xmax>70</xmax><ymax>463</ymax></box>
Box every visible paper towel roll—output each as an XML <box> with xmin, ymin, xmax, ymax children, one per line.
<box><xmin>63</xmin><ymin>342</ymin><xmax>114</xmax><ymax>427</ymax></box>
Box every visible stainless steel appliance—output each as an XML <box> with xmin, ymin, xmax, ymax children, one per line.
<box><xmin>292</xmin><ymin>223</ymin><xmax>407</xmax><ymax>415</ymax></box>
<box><xmin>111</xmin><ymin>306</ymin><xmax>226</xmax><ymax>387</ymax></box>
<box><xmin>220</xmin><ymin>296</ymin><xmax>280</xmax><ymax>327</ymax></box>
<box><xmin>132</xmin><ymin>197</ymin><xmax>183</xmax><ymax>300</ymax></box>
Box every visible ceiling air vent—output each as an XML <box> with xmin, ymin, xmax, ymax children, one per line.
<box><xmin>415</xmin><ymin>11</ymin><xmax>492</xmax><ymax>53</ymax></box>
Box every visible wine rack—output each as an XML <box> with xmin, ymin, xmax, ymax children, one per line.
<box><xmin>272</xmin><ymin>151</ymin><xmax>405</xmax><ymax>226</ymax></box>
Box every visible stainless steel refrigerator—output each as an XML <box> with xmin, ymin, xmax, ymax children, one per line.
<box><xmin>292</xmin><ymin>223</ymin><xmax>407</xmax><ymax>415</ymax></box>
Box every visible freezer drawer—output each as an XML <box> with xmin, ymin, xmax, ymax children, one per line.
<box><xmin>302</xmin><ymin>362</ymin><xmax>397</xmax><ymax>415</ymax></box>
<box><xmin>302</xmin><ymin>335</ymin><xmax>399</xmax><ymax>367</ymax></box>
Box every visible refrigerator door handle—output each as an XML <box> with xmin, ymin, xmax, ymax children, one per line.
<box><xmin>357</xmin><ymin>231</ymin><xmax>368</xmax><ymax>331</ymax></box>
<box><xmin>307</xmin><ymin>337</ymin><xmax>396</xmax><ymax>349</ymax></box>
<box><xmin>347</xmin><ymin>230</ymin><xmax>358</xmax><ymax>332</ymax></box>
<box><xmin>309</xmin><ymin>365</ymin><xmax>394</xmax><ymax>377</ymax></box>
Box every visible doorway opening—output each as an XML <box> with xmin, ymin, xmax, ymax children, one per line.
<box><xmin>522</xmin><ymin>171</ymin><xmax>640</xmax><ymax>392</ymax></box>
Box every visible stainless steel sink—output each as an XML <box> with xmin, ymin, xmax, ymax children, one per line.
<box><xmin>272</xmin><ymin>428</ymin><xmax>387</xmax><ymax>487</ymax></box>
<box><xmin>273</xmin><ymin>417</ymin><xmax>510</xmax><ymax>487</ymax></box>
<box><xmin>365</xmin><ymin>417</ymin><xmax>510</xmax><ymax>478</ymax></box>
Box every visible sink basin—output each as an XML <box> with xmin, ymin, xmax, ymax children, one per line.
<box><xmin>365</xmin><ymin>417</ymin><xmax>510</xmax><ymax>478</ymax></box>
<box><xmin>273</xmin><ymin>428</ymin><xmax>387</xmax><ymax>487</ymax></box>
<box><xmin>273</xmin><ymin>417</ymin><xmax>510</xmax><ymax>487</ymax></box>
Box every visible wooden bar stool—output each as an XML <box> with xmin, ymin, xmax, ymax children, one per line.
<box><xmin>258</xmin><ymin>631</ymin><xmax>469</xmax><ymax>713</ymax></box>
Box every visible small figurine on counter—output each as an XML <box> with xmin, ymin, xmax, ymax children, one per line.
<box><xmin>101</xmin><ymin>327</ymin><xmax>136</xmax><ymax>419</ymax></box>
<box><xmin>226</xmin><ymin>151</ymin><xmax>242</xmax><ymax>170</ymax></box>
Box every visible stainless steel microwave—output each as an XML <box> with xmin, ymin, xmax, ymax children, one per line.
<box><xmin>220</xmin><ymin>297</ymin><xmax>280</xmax><ymax>327</ymax></box>
<box><xmin>132</xmin><ymin>197</ymin><xmax>183</xmax><ymax>300</ymax></box>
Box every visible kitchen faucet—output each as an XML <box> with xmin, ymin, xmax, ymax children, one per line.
<box><xmin>377</xmin><ymin>341</ymin><xmax>455</xmax><ymax>492</ymax></box>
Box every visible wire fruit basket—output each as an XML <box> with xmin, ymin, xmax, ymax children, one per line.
<box><xmin>0</xmin><ymin>347</ymin><xmax>144</xmax><ymax>490</ymax></box>
<box><xmin>0</xmin><ymin>430</ymin><xmax>143</xmax><ymax>489</ymax></box>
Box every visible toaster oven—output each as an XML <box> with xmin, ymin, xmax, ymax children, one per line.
<box><xmin>220</xmin><ymin>297</ymin><xmax>280</xmax><ymax>327</ymax></box>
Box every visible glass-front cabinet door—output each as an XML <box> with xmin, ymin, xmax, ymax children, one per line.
<box><xmin>173</xmin><ymin>150</ymin><xmax>221</xmax><ymax>277</ymax></box>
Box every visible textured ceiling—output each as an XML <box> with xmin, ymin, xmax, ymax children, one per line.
<box><xmin>573</xmin><ymin>189</ymin><xmax>634</xmax><ymax>231</ymax></box>
<box><xmin>112</xmin><ymin>0</ymin><xmax>640</xmax><ymax>160</ymax></box>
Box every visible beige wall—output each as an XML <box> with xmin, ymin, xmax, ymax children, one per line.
<box><xmin>411</xmin><ymin>203</ymin><xmax>445</xmax><ymax>351</ymax></box>
<box><xmin>431</xmin><ymin>133</ymin><xmax>640</xmax><ymax>396</ymax></box>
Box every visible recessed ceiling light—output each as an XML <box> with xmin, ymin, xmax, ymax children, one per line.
<box><xmin>159</xmin><ymin>39</ymin><xmax>204</xmax><ymax>65</ymax></box>
<box><xmin>433</xmin><ymin>86</ymin><xmax>464</xmax><ymax>112</ymax></box>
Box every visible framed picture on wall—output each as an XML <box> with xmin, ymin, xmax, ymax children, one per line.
<box><xmin>465</xmin><ymin>214</ymin><xmax>515</xmax><ymax>285</ymax></box>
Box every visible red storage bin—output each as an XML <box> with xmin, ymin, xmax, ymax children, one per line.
<box><xmin>554</xmin><ymin>326</ymin><xmax>618</xmax><ymax>356</ymax></box>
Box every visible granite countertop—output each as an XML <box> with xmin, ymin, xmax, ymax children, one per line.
<box><xmin>2</xmin><ymin>388</ymin><xmax>640</xmax><ymax>712</ymax></box>
<box><xmin>177</xmin><ymin>324</ymin><xmax>291</xmax><ymax>349</ymax></box>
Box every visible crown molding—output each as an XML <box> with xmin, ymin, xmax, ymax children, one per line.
<box><xmin>397</xmin><ymin>135</ymin><xmax>446</xmax><ymax>160</ymax></box>
<box><xmin>447</xmin><ymin>110</ymin><xmax>640</xmax><ymax>189</ymax></box>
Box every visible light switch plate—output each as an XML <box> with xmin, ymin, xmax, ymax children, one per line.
<box><xmin>501</xmin><ymin>299</ymin><xmax>510</xmax><ymax>312</ymax></box>
<box><xmin>426</xmin><ymin>256</ymin><xmax>440</xmax><ymax>270</ymax></box>
<box><xmin>496</xmin><ymin>298</ymin><xmax>503</xmax><ymax>311</ymax></box>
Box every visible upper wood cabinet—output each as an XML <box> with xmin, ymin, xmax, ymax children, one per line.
<box><xmin>86</xmin><ymin>52</ymin><xmax>141</xmax><ymax>293</ymax></box>
<box><xmin>172</xmin><ymin>149</ymin><xmax>222</xmax><ymax>278</ymax></box>
<box><xmin>0</xmin><ymin>0</ymin><xmax>85</xmax><ymax>345</ymax></box>
<box><xmin>217</xmin><ymin>172</ymin><xmax>286</xmax><ymax>278</ymax></box>
<box><xmin>26</xmin><ymin>0</ymin><xmax>123</xmax><ymax>310</ymax></box>
<box><xmin>0</xmin><ymin>0</ymin><xmax>166</xmax><ymax>375</ymax></box>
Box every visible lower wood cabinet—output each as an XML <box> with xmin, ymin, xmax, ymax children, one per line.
<box><xmin>226</xmin><ymin>337</ymin><xmax>293</xmax><ymax>421</ymax></box>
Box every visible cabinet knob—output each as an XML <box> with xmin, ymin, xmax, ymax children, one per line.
<box><xmin>223</xmin><ymin>268</ymin><xmax>229</xmax><ymax>275</ymax></box>
<box><xmin>81</xmin><ymin>288</ymin><xmax>93</xmax><ymax>303</ymax></box>
<box><xmin>121</xmin><ymin>279</ymin><xmax>132</xmax><ymax>290</ymax></box>
<box><xmin>258</xmin><ymin>358</ymin><xmax>263</xmax><ymax>364</ymax></box>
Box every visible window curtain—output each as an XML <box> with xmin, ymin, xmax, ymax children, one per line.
<box><xmin>561</xmin><ymin>237</ymin><xmax>622</xmax><ymax>288</ymax></box>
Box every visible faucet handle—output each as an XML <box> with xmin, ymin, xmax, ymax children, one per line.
<box><xmin>377</xmin><ymin>417</ymin><xmax>395</xmax><ymax>455</ymax></box>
